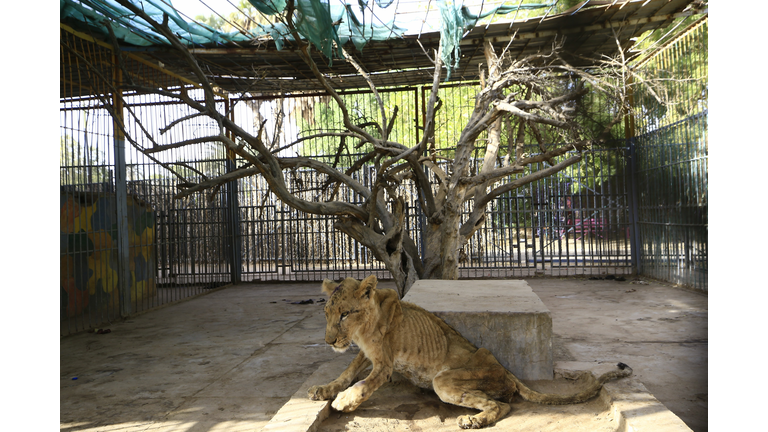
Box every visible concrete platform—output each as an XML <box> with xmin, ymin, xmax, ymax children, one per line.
<box><xmin>265</xmin><ymin>360</ymin><xmax>694</xmax><ymax>432</ymax></box>
<box><xmin>59</xmin><ymin>278</ymin><xmax>707</xmax><ymax>432</ymax></box>
<box><xmin>402</xmin><ymin>279</ymin><xmax>553</xmax><ymax>380</ymax></box>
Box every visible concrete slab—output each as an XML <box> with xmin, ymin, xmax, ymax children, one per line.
<box><xmin>403</xmin><ymin>279</ymin><xmax>553</xmax><ymax>380</ymax></box>
<box><xmin>260</xmin><ymin>354</ymin><xmax>355</xmax><ymax>432</ymax></box>
<box><xmin>308</xmin><ymin>360</ymin><xmax>692</xmax><ymax>432</ymax></box>
<box><xmin>558</xmin><ymin>362</ymin><xmax>694</xmax><ymax>432</ymax></box>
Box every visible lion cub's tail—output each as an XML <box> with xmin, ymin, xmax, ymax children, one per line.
<box><xmin>509</xmin><ymin>363</ymin><xmax>632</xmax><ymax>405</ymax></box>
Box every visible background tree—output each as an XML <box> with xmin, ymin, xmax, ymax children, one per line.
<box><xmin>110</xmin><ymin>0</ymin><xmax>666</xmax><ymax>296</ymax></box>
<box><xmin>193</xmin><ymin>0</ymin><xmax>272</xmax><ymax>33</ymax></box>
<box><xmin>61</xmin><ymin>135</ymin><xmax>113</xmax><ymax>185</ymax></box>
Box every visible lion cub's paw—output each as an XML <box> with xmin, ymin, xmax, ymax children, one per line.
<box><xmin>330</xmin><ymin>381</ymin><xmax>366</xmax><ymax>412</ymax></box>
<box><xmin>307</xmin><ymin>385</ymin><xmax>334</xmax><ymax>401</ymax></box>
<box><xmin>457</xmin><ymin>414</ymin><xmax>486</xmax><ymax>429</ymax></box>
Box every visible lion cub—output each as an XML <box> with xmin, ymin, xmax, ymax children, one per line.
<box><xmin>307</xmin><ymin>275</ymin><xmax>631</xmax><ymax>429</ymax></box>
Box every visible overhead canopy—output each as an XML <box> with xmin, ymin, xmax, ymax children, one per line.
<box><xmin>61</xmin><ymin>0</ymin><xmax>556</xmax><ymax>79</ymax></box>
<box><xmin>60</xmin><ymin>0</ymin><xmax>254</xmax><ymax>46</ymax></box>
<box><xmin>60</xmin><ymin>0</ymin><xmax>706</xmax><ymax>95</ymax></box>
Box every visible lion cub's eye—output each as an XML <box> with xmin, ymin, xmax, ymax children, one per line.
<box><xmin>340</xmin><ymin>311</ymin><xmax>349</xmax><ymax>320</ymax></box>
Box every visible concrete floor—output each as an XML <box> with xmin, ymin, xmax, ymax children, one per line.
<box><xmin>60</xmin><ymin>277</ymin><xmax>707</xmax><ymax>432</ymax></box>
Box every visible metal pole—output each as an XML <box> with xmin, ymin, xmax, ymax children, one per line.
<box><xmin>623</xmin><ymin>72</ymin><xmax>641</xmax><ymax>276</ymax></box>
<box><xmin>416</xmin><ymin>87</ymin><xmax>427</xmax><ymax>262</ymax></box>
<box><xmin>112</xmin><ymin>53</ymin><xmax>132</xmax><ymax>317</ymax></box>
<box><xmin>225</xmin><ymin>97</ymin><xmax>242</xmax><ymax>284</ymax></box>
<box><xmin>627</xmin><ymin>138</ymin><xmax>641</xmax><ymax>275</ymax></box>
<box><xmin>280</xmin><ymin>205</ymin><xmax>287</xmax><ymax>275</ymax></box>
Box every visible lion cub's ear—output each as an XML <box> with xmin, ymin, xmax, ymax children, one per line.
<box><xmin>356</xmin><ymin>275</ymin><xmax>378</xmax><ymax>299</ymax></box>
<box><xmin>321</xmin><ymin>279</ymin><xmax>337</xmax><ymax>296</ymax></box>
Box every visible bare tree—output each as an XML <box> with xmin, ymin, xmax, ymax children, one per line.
<box><xmin>109</xmin><ymin>0</ymin><xmax>648</xmax><ymax>297</ymax></box>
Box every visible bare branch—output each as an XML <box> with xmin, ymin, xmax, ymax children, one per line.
<box><xmin>271</xmin><ymin>131</ymin><xmax>359</xmax><ymax>155</ymax></box>
<box><xmin>459</xmin><ymin>154</ymin><xmax>583</xmax><ymax>239</ymax></box>
<box><xmin>160</xmin><ymin>111</ymin><xmax>210</xmax><ymax>135</ymax></box>
<box><xmin>86</xmin><ymin>2</ymin><xmax>645</xmax><ymax>292</ymax></box>
<box><xmin>143</xmin><ymin>136</ymin><xmax>225</xmax><ymax>154</ymax></box>
<box><xmin>277</xmin><ymin>1</ymin><xmax>376</xmax><ymax>145</ymax></box>
<box><xmin>175</xmin><ymin>167</ymin><xmax>260</xmax><ymax>199</ymax></box>
<box><xmin>342</xmin><ymin>48</ymin><xmax>387</xmax><ymax>140</ymax></box>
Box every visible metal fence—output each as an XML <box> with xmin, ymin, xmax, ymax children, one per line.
<box><xmin>229</xmin><ymin>86</ymin><xmax>634</xmax><ymax>282</ymax></box>
<box><xmin>631</xmin><ymin>17</ymin><xmax>708</xmax><ymax>291</ymax></box>
<box><xmin>59</xmin><ymin>18</ymin><xmax>707</xmax><ymax>334</ymax></box>
<box><xmin>231</xmin><ymin>149</ymin><xmax>634</xmax><ymax>283</ymax></box>
<box><xmin>60</xmin><ymin>26</ymin><xmax>236</xmax><ymax>335</ymax></box>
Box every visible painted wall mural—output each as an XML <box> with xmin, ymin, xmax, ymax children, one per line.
<box><xmin>60</xmin><ymin>193</ymin><xmax>156</xmax><ymax>319</ymax></box>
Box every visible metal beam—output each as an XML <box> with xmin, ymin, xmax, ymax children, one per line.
<box><xmin>462</xmin><ymin>10</ymin><xmax>703</xmax><ymax>46</ymax></box>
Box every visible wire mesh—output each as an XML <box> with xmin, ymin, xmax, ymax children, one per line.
<box><xmin>460</xmin><ymin>145</ymin><xmax>633</xmax><ymax>278</ymax></box>
<box><xmin>230</xmin><ymin>91</ymin><xmax>408</xmax><ymax>281</ymax></box>
<box><xmin>121</xmin><ymin>88</ymin><xmax>234</xmax><ymax>289</ymax></box>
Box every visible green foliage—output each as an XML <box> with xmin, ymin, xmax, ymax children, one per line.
<box><xmin>291</xmin><ymin>76</ymin><xmax>628</xmax><ymax>193</ymax></box>
<box><xmin>471</xmin><ymin>0</ymin><xmax>577</xmax><ymax>25</ymax></box>
<box><xmin>295</xmin><ymin>93</ymin><xmax>377</xmax><ymax>158</ymax></box>
<box><xmin>429</xmin><ymin>85</ymin><xmax>482</xmax><ymax>159</ymax></box>
<box><xmin>561</xmin><ymin>149</ymin><xmax>622</xmax><ymax>194</ymax></box>
<box><xmin>285</xmin><ymin>15</ymin><xmax>708</xmax><ymax>202</ymax></box>
<box><xmin>295</xmin><ymin>90</ymin><xmax>419</xmax><ymax>163</ymax></box>
<box><xmin>556</xmin><ymin>0</ymin><xmax>584</xmax><ymax>12</ymax></box>
<box><xmin>193</xmin><ymin>13</ymin><xmax>225</xmax><ymax>30</ymax></box>
<box><xmin>194</xmin><ymin>0</ymin><xmax>272</xmax><ymax>32</ymax></box>
<box><xmin>491</xmin><ymin>189</ymin><xmax>535</xmax><ymax>230</ymax></box>
<box><xmin>60</xmin><ymin>135</ymin><xmax>112</xmax><ymax>185</ymax></box>
<box><xmin>632</xmin><ymin>18</ymin><xmax>707</xmax><ymax>138</ymax></box>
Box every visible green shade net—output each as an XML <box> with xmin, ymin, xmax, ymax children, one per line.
<box><xmin>251</xmin><ymin>0</ymin><xmax>554</xmax><ymax>73</ymax></box>
<box><xmin>252</xmin><ymin>0</ymin><xmax>406</xmax><ymax>65</ymax></box>
<box><xmin>436</xmin><ymin>1</ymin><xmax>555</xmax><ymax>79</ymax></box>
<box><xmin>61</xmin><ymin>0</ymin><xmax>254</xmax><ymax>46</ymax></box>
<box><xmin>62</xmin><ymin>0</ymin><xmax>554</xmax><ymax>77</ymax></box>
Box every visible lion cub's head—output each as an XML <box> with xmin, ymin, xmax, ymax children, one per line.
<box><xmin>319</xmin><ymin>275</ymin><xmax>379</xmax><ymax>353</ymax></box>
